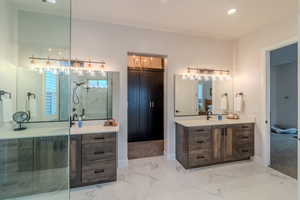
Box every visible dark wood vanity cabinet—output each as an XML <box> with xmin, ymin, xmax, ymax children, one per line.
<box><xmin>176</xmin><ymin>123</ymin><xmax>254</xmax><ymax>169</ymax></box>
<box><xmin>70</xmin><ymin>132</ymin><xmax>117</xmax><ymax>188</ymax></box>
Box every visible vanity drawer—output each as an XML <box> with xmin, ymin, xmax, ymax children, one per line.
<box><xmin>82</xmin><ymin>160</ymin><xmax>116</xmax><ymax>184</ymax></box>
<box><xmin>236</xmin><ymin>124</ymin><xmax>254</xmax><ymax>131</ymax></box>
<box><xmin>189</xmin><ymin>127</ymin><xmax>211</xmax><ymax>135</ymax></box>
<box><xmin>235</xmin><ymin>146</ymin><xmax>252</xmax><ymax>159</ymax></box>
<box><xmin>82</xmin><ymin>142</ymin><xmax>116</xmax><ymax>165</ymax></box>
<box><xmin>188</xmin><ymin>149</ymin><xmax>212</xmax><ymax>167</ymax></box>
<box><xmin>82</xmin><ymin>133</ymin><xmax>116</xmax><ymax>145</ymax></box>
<box><xmin>189</xmin><ymin>133</ymin><xmax>211</xmax><ymax>150</ymax></box>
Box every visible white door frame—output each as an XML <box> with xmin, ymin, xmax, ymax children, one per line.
<box><xmin>261</xmin><ymin>37</ymin><xmax>298</xmax><ymax>167</ymax></box>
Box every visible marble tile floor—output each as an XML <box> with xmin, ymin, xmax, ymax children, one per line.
<box><xmin>7</xmin><ymin>156</ymin><xmax>297</xmax><ymax>200</ymax></box>
<box><xmin>71</xmin><ymin>156</ymin><xmax>297</xmax><ymax>200</ymax></box>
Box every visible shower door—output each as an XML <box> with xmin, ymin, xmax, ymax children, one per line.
<box><xmin>0</xmin><ymin>0</ymin><xmax>71</xmax><ymax>199</ymax></box>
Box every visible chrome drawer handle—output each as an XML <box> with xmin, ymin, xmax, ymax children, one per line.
<box><xmin>94</xmin><ymin>151</ymin><xmax>105</xmax><ymax>155</ymax></box>
<box><xmin>197</xmin><ymin>141</ymin><xmax>204</xmax><ymax>144</ymax></box>
<box><xmin>94</xmin><ymin>169</ymin><xmax>105</xmax><ymax>174</ymax></box>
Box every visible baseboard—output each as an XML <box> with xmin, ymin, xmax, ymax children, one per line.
<box><xmin>253</xmin><ymin>156</ymin><xmax>265</xmax><ymax>166</ymax></box>
<box><xmin>118</xmin><ymin>159</ymin><xmax>128</xmax><ymax>168</ymax></box>
<box><xmin>164</xmin><ymin>151</ymin><xmax>175</xmax><ymax>160</ymax></box>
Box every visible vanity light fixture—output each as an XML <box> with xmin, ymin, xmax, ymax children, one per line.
<box><xmin>42</xmin><ymin>0</ymin><xmax>56</xmax><ymax>4</ymax></box>
<box><xmin>182</xmin><ymin>67</ymin><xmax>231</xmax><ymax>81</ymax></box>
<box><xmin>227</xmin><ymin>8</ymin><xmax>237</xmax><ymax>15</ymax></box>
<box><xmin>29</xmin><ymin>56</ymin><xmax>107</xmax><ymax>76</ymax></box>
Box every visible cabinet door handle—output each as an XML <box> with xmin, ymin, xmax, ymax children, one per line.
<box><xmin>94</xmin><ymin>151</ymin><xmax>105</xmax><ymax>155</ymax></box>
<box><xmin>197</xmin><ymin>155</ymin><xmax>205</xmax><ymax>159</ymax></box>
<box><xmin>241</xmin><ymin>125</ymin><xmax>249</xmax><ymax>129</ymax></box>
<box><xmin>195</xmin><ymin>129</ymin><xmax>205</xmax><ymax>132</ymax></box>
<box><xmin>94</xmin><ymin>169</ymin><xmax>105</xmax><ymax>174</ymax></box>
<box><xmin>197</xmin><ymin>141</ymin><xmax>204</xmax><ymax>144</ymax></box>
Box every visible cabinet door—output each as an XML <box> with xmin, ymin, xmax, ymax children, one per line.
<box><xmin>148</xmin><ymin>70</ymin><xmax>164</xmax><ymax>140</ymax></box>
<box><xmin>223</xmin><ymin>127</ymin><xmax>236</xmax><ymax>161</ymax></box>
<box><xmin>139</xmin><ymin>71</ymin><xmax>153</xmax><ymax>140</ymax></box>
<box><xmin>128</xmin><ymin>70</ymin><xmax>142</xmax><ymax>142</ymax></box>
<box><xmin>211</xmin><ymin>128</ymin><xmax>223</xmax><ymax>163</ymax></box>
<box><xmin>0</xmin><ymin>139</ymin><xmax>34</xmax><ymax>199</ymax></box>
<box><xmin>33</xmin><ymin>136</ymin><xmax>68</xmax><ymax>193</ymax></box>
<box><xmin>70</xmin><ymin>135</ymin><xmax>82</xmax><ymax>188</ymax></box>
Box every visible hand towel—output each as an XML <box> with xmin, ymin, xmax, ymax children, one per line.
<box><xmin>2</xmin><ymin>96</ymin><xmax>13</xmax><ymax>122</ymax></box>
<box><xmin>29</xmin><ymin>96</ymin><xmax>38</xmax><ymax>119</ymax></box>
<box><xmin>235</xmin><ymin>95</ymin><xmax>243</xmax><ymax>113</ymax></box>
<box><xmin>220</xmin><ymin>95</ymin><xmax>228</xmax><ymax>113</ymax></box>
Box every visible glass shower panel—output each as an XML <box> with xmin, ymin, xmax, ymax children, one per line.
<box><xmin>0</xmin><ymin>0</ymin><xmax>71</xmax><ymax>199</ymax></box>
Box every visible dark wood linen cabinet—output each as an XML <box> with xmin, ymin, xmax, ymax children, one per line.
<box><xmin>128</xmin><ymin>69</ymin><xmax>164</xmax><ymax>142</ymax></box>
<box><xmin>176</xmin><ymin>123</ymin><xmax>254</xmax><ymax>169</ymax></box>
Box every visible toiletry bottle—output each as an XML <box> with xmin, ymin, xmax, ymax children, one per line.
<box><xmin>78</xmin><ymin>116</ymin><xmax>83</xmax><ymax>128</ymax></box>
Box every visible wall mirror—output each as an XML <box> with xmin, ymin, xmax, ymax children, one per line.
<box><xmin>174</xmin><ymin>73</ymin><xmax>233</xmax><ymax>116</ymax></box>
<box><xmin>16</xmin><ymin>69</ymin><xmax>119</xmax><ymax>122</ymax></box>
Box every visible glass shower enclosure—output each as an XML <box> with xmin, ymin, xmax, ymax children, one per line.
<box><xmin>0</xmin><ymin>0</ymin><xmax>71</xmax><ymax>199</ymax></box>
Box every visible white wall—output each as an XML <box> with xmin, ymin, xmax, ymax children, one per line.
<box><xmin>234</xmin><ymin>18</ymin><xmax>298</xmax><ymax>164</ymax></box>
<box><xmin>71</xmin><ymin>19</ymin><xmax>235</xmax><ymax>165</ymax></box>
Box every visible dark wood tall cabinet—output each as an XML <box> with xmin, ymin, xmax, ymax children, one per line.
<box><xmin>128</xmin><ymin>69</ymin><xmax>164</xmax><ymax>142</ymax></box>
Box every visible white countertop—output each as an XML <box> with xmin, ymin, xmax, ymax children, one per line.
<box><xmin>0</xmin><ymin>121</ymin><xmax>119</xmax><ymax>140</ymax></box>
<box><xmin>71</xmin><ymin>124</ymin><xmax>119</xmax><ymax>135</ymax></box>
<box><xmin>175</xmin><ymin>117</ymin><xmax>255</xmax><ymax>127</ymax></box>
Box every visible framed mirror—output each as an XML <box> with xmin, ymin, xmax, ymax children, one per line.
<box><xmin>16</xmin><ymin>68</ymin><xmax>119</xmax><ymax>122</ymax></box>
<box><xmin>174</xmin><ymin>74</ymin><xmax>233</xmax><ymax>116</ymax></box>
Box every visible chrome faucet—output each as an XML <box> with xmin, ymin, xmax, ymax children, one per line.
<box><xmin>207</xmin><ymin>111</ymin><xmax>213</xmax><ymax>120</ymax></box>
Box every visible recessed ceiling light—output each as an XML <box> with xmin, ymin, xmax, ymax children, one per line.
<box><xmin>227</xmin><ymin>8</ymin><xmax>237</xmax><ymax>15</ymax></box>
<box><xmin>42</xmin><ymin>0</ymin><xmax>56</xmax><ymax>4</ymax></box>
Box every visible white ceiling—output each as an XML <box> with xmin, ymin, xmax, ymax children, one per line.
<box><xmin>12</xmin><ymin>0</ymin><xmax>298</xmax><ymax>39</ymax></box>
<box><xmin>72</xmin><ymin>0</ymin><xmax>297</xmax><ymax>39</ymax></box>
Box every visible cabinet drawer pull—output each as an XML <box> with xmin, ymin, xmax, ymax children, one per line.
<box><xmin>197</xmin><ymin>141</ymin><xmax>204</xmax><ymax>144</ymax></box>
<box><xmin>240</xmin><ymin>136</ymin><xmax>249</xmax><ymax>139</ymax></box>
<box><xmin>197</xmin><ymin>155</ymin><xmax>205</xmax><ymax>159</ymax></box>
<box><xmin>241</xmin><ymin>149</ymin><xmax>249</xmax><ymax>153</ymax></box>
<box><xmin>94</xmin><ymin>169</ymin><xmax>105</xmax><ymax>174</ymax></box>
<box><xmin>94</xmin><ymin>137</ymin><xmax>105</xmax><ymax>140</ymax></box>
<box><xmin>94</xmin><ymin>151</ymin><xmax>105</xmax><ymax>155</ymax></box>
<box><xmin>241</xmin><ymin>126</ymin><xmax>249</xmax><ymax>129</ymax></box>
<box><xmin>195</xmin><ymin>129</ymin><xmax>206</xmax><ymax>132</ymax></box>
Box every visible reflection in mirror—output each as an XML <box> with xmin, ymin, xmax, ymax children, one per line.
<box><xmin>17</xmin><ymin>70</ymin><xmax>118</xmax><ymax>122</ymax></box>
<box><xmin>174</xmin><ymin>74</ymin><xmax>233</xmax><ymax>116</ymax></box>
<box><xmin>71</xmin><ymin>72</ymin><xmax>113</xmax><ymax>120</ymax></box>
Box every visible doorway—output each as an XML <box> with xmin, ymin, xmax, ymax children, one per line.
<box><xmin>127</xmin><ymin>53</ymin><xmax>165</xmax><ymax>159</ymax></box>
<box><xmin>269</xmin><ymin>43</ymin><xmax>298</xmax><ymax>178</ymax></box>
